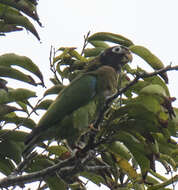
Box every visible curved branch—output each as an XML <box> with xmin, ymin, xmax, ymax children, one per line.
<box><xmin>94</xmin><ymin>65</ymin><xmax>178</xmax><ymax>128</ymax></box>
<box><xmin>0</xmin><ymin>150</ymin><xmax>96</xmax><ymax>188</ymax></box>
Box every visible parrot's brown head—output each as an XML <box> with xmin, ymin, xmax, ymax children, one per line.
<box><xmin>99</xmin><ymin>45</ymin><xmax>133</xmax><ymax>72</ymax></box>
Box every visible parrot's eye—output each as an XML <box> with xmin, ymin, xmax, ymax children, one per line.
<box><xmin>112</xmin><ymin>46</ymin><xmax>122</xmax><ymax>54</ymax></box>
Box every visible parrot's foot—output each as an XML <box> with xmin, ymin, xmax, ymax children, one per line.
<box><xmin>89</xmin><ymin>123</ymin><xmax>99</xmax><ymax>131</ymax></box>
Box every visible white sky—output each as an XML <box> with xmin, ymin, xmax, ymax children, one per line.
<box><xmin>0</xmin><ymin>0</ymin><xmax>178</xmax><ymax>189</ymax></box>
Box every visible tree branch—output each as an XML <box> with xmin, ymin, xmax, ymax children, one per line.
<box><xmin>94</xmin><ymin>65</ymin><xmax>178</xmax><ymax>129</ymax></box>
<box><xmin>0</xmin><ymin>150</ymin><xmax>96</xmax><ymax>188</ymax></box>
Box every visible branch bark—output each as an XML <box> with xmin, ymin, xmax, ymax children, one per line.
<box><xmin>0</xmin><ymin>152</ymin><xmax>94</xmax><ymax>188</ymax></box>
<box><xmin>94</xmin><ymin>65</ymin><xmax>178</xmax><ymax>128</ymax></box>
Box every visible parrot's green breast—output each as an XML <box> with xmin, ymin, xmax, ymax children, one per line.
<box><xmin>24</xmin><ymin>65</ymin><xmax>119</xmax><ymax>154</ymax></box>
<box><xmin>37</xmin><ymin>74</ymin><xmax>98</xmax><ymax>130</ymax></box>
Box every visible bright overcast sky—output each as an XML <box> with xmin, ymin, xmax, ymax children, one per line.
<box><xmin>0</xmin><ymin>0</ymin><xmax>178</xmax><ymax>189</ymax></box>
<box><xmin>1</xmin><ymin>0</ymin><xmax>178</xmax><ymax>104</ymax></box>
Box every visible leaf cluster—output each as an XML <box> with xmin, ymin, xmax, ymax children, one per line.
<box><xmin>0</xmin><ymin>0</ymin><xmax>41</xmax><ymax>40</ymax></box>
<box><xmin>0</xmin><ymin>10</ymin><xmax>177</xmax><ymax>188</ymax></box>
<box><xmin>18</xmin><ymin>32</ymin><xmax>177</xmax><ymax>190</ymax></box>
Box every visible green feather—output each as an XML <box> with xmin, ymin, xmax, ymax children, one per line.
<box><xmin>23</xmin><ymin>66</ymin><xmax>118</xmax><ymax>155</ymax></box>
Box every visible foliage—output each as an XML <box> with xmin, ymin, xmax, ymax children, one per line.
<box><xmin>0</xmin><ymin>1</ymin><xmax>177</xmax><ymax>190</ymax></box>
<box><xmin>0</xmin><ymin>0</ymin><xmax>41</xmax><ymax>40</ymax></box>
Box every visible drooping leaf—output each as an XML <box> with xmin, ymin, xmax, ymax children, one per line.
<box><xmin>0</xmin><ymin>53</ymin><xmax>44</xmax><ymax>86</ymax></box>
<box><xmin>105</xmin><ymin>141</ymin><xmax>132</xmax><ymax>161</ymax></box>
<box><xmin>44</xmin><ymin>84</ymin><xmax>65</xmax><ymax>96</ymax></box>
<box><xmin>0</xmin><ymin>20</ymin><xmax>22</xmax><ymax>33</ymax></box>
<box><xmin>114</xmin><ymin>131</ymin><xmax>150</xmax><ymax>176</ymax></box>
<box><xmin>35</xmin><ymin>99</ymin><xmax>53</xmax><ymax>110</ymax></box>
<box><xmin>159</xmin><ymin>153</ymin><xmax>177</xmax><ymax>171</ymax></box>
<box><xmin>89</xmin><ymin>40</ymin><xmax>110</xmax><ymax>48</ymax></box>
<box><xmin>47</xmin><ymin>145</ymin><xmax>70</xmax><ymax>159</ymax></box>
<box><xmin>143</xmin><ymin>75</ymin><xmax>170</xmax><ymax>96</ymax></box>
<box><xmin>129</xmin><ymin>45</ymin><xmax>168</xmax><ymax>83</ymax></box>
<box><xmin>26</xmin><ymin>155</ymin><xmax>54</xmax><ymax>172</ymax></box>
<box><xmin>88</xmin><ymin>32</ymin><xmax>134</xmax><ymax>47</ymax></box>
<box><xmin>0</xmin><ymin>78</ymin><xmax>8</xmax><ymax>91</ymax></box>
<box><xmin>0</xmin><ymin>88</ymin><xmax>36</xmax><ymax>104</ymax></box>
<box><xmin>0</xmin><ymin>157</ymin><xmax>15</xmax><ymax>175</ymax></box>
<box><xmin>0</xmin><ymin>0</ymin><xmax>41</xmax><ymax>25</ymax></box>
<box><xmin>100</xmin><ymin>151</ymin><xmax>119</xmax><ymax>182</ymax></box>
<box><xmin>0</xmin><ymin>66</ymin><xmax>37</xmax><ymax>86</ymax></box>
<box><xmin>0</xmin><ymin>129</ymin><xmax>28</xmax><ymax>142</ymax></box>
<box><xmin>140</xmin><ymin>84</ymin><xmax>167</xmax><ymax>98</ymax></box>
<box><xmin>16</xmin><ymin>101</ymin><xmax>29</xmax><ymax>113</ymax></box>
<box><xmin>0</xmin><ymin>4</ymin><xmax>40</xmax><ymax>40</ymax></box>
<box><xmin>1</xmin><ymin>114</ymin><xmax>36</xmax><ymax>129</ymax></box>
<box><xmin>0</xmin><ymin>104</ymin><xmax>21</xmax><ymax>116</ymax></box>
<box><xmin>46</xmin><ymin>176</ymin><xmax>67</xmax><ymax>190</ymax></box>
<box><xmin>80</xmin><ymin>171</ymin><xmax>106</xmax><ymax>187</ymax></box>
<box><xmin>0</xmin><ymin>140</ymin><xmax>23</xmax><ymax>163</ymax></box>
<box><xmin>114</xmin><ymin>154</ymin><xmax>138</xmax><ymax>180</ymax></box>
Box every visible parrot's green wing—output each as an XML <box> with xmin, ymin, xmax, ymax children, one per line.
<box><xmin>23</xmin><ymin>66</ymin><xmax>119</xmax><ymax>156</ymax></box>
<box><xmin>25</xmin><ymin>74</ymin><xmax>97</xmax><ymax>146</ymax></box>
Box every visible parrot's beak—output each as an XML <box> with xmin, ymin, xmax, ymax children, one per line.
<box><xmin>121</xmin><ymin>51</ymin><xmax>133</xmax><ymax>65</ymax></box>
<box><xmin>120</xmin><ymin>46</ymin><xmax>133</xmax><ymax>65</ymax></box>
<box><xmin>126</xmin><ymin>52</ymin><xmax>133</xmax><ymax>63</ymax></box>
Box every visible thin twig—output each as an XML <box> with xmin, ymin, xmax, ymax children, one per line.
<box><xmin>81</xmin><ymin>31</ymin><xmax>90</xmax><ymax>56</ymax></box>
<box><xmin>94</xmin><ymin>65</ymin><xmax>178</xmax><ymax>129</ymax></box>
<box><xmin>49</xmin><ymin>46</ymin><xmax>61</xmax><ymax>83</ymax></box>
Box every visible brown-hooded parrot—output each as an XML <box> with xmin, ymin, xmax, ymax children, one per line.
<box><xmin>23</xmin><ymin>45</ymin><xmax>132</xmax><ymax>155</ymax></box>
<box><xmin>85</xmin><ymin>45</ymin><xmax>132</xmax><ymax>72</ymax></box>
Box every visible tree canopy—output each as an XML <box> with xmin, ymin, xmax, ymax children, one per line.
<box><xmin>0</xmin><ymin>1</ymin><xmax>177</xmax><ymax>190</ymax></box>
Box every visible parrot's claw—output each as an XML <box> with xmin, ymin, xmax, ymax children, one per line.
<box><xmin>89</xmin><ymin>123</ymin><xmax>99</xmax><ymax>131</ymax></box>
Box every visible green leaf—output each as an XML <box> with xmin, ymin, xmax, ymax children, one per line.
<box><xmin>0</xmin><ymin>104</ymin><xmax>21</xmax><ymax>116</ymax></box>
<box><xmin>0</xmin><ymin>129</ymin><xmax>28</xmax><ymax>142</ymax></box>
<box><xmin>101</xmin><ymin>152</ymin><xmax>118</xmax><ymax>181</ymax></box>
<box><xmin>0</xmin><ymin>88</ymin><xmax>36</xmax><ymax>104</ymax></box>
<box><xmin>47</xmin><ymin>145</ymin><xmax>69</xmax><ymax>157</ymax></box>
<box><xmin>0</xmin><ymin>20</ymin><xmax>22</xmax><ymax>33</ymax></box>
<box><xmin>0</xmin><ymin>66</ymin><xmax>38</xmax><ymax>85</ymax></box>
<box><xmin>133</xmin><ymin>183</ymin><xmax>146</xmax><ymax>190</ymax></box>
<box><xmin>26</xmin><ymin>155</ymin><xmax>54</xmax><ymax>172</ymax></box>
<box><xmin>88</xmin><ymin>32</ymin><xmax>134</xmax><ymax>47</ymax></box>
<box><xmin>114</xmin><ymin>131</ymin><xmax>150</xmax><ymax>176</ymax></box>
<box><xmin>89</xmin><ymin>40</ymin><xmax>110</xmax><ymax>48</ymax></box>
<box><xmin>1</xmin><ymin>114</ymin><xmax>36</xmax><ymax>129</ymax></box>
<box><xmin>129</xmin><ymin>45</ymin><xmax>163</xmax><ymax>69</ymax></box>
<box><xmin>105</xmin><ymin>141</ymin><xmax>132</xmax><ymax>160</ymax></box>
<box><xmin>129</xmin><ymin>45</ymin><xmax>168</xmax><ymax>83</ymax></box>
<box><xmin>84</xmin><ymin>47</ymin><xmax>105</xmax><ymax>57</ymax></box>
<box><xmin>0</xmin><ymin>53</ymin><xmax>44</xmax><ymax>86</ymax></box>
<box><xmin>44</xmin><ymin>84</ymin><xmax>65</xmax><ymax>96</ymax></box>
<box><xmin>46</xmin><ymin>176</ymin><xmax>67</xmax><ymax>190</ymax></box>
<box><xmin>114</xmin><ymin>154</ymin><xmax>138</xmax><ymax>180</ymax></box>
<box><xmin>35</xmin><ymin>99</ymin><xmax>53</xmax><ymax>110</ymax></box>
<box><xmin>16</xmin><ymin>101</ymin><xmax>28</xmax><ymax>113</ymax></box>
<box><xmin>0</xmin><ymin>157</ymin><xmax>15</xmax><ymax>175</ymax></box>
<box><xmin>0</xmin><ymin>4</ymin><xmax>40</xmax><ymax>40</ymax></box>
<box><xmin>140</xmin><ymin>84</ymin><xmax>167</xmax><ymax>98</ymax></box>
<box><xmin>143</xmin><ymin>75</ymin><xmax>170</xmax><ymax>96</ymax></box>
<box><xmin>159</xmin><ymin>153</ymin><xmax>177</xmax><ymax>171</ymax></box>
<box><xmin>80</xmin><ymin>171</ymin><xmax>106</xmax><ymax>186</ymax></box>
<box><xmin>0</xmin><ymin>140</ymin><xmax>23</xmax><ymax>163</ymax></box>
<box><xmin>111</xmin><ymin>97</ymin><xmax>161</xmax><ymax>134</ymax></box>
<box><xmin>0</xmin><ymin>0</ymin><xmax>41</xmax><ymax>25</ymax></box>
